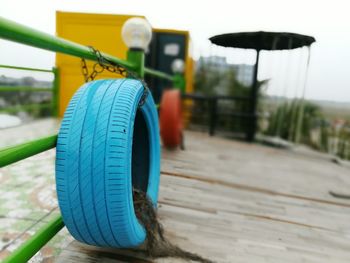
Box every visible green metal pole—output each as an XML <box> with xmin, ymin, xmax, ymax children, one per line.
<box><xmin>0</xmin><ymin>17</ymin><xmax>136</xmax><ymax>71</ymax></box>
<box><xmin>0</xmin><ymin>135</ymin><xmax>57</xmax><ymax>167</ymax></box>
<box><xmin>144</xmin><ymin>67</ymin><xmax>174</xmax><ymax>81</ymax></box>
<box><xmin>0</xmin><ymin>64</ymin><xmax>52</xmax><ymax>73</ymax></box>
<box><xmin>173</xmin><ymin>73</ymin><xmax>186</xmax><ymax>93</ymax></box>
<box><xmin>0</xmin><ymin>103</ymin><xmax>52</xmax><ymax>114</ymax></box>
<box><xmin>2</xmin><ymin>215</ymin><xmax>64</xmax><ymax>263</ymax></box>
<box><xmin>52</xmin><ymin>67</ymin><xmax>60</xmax><ymax>117</ymax></box>
<box><xmin>0</xmin><ymin>86</ymin><xmax>52</xmax><ymax>92</ymax></box>
<box><xmin>126</xmin><ymin>49</ymin><xmax>145</xmax><ymax>77</ymax></box>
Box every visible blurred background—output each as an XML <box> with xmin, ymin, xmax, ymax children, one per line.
<box><xmin>1</xmin><ymin>0</ymin><xmax>350</xmax><ymax>160</ymax></box>
<box><xmin>2</xmin><ymin>1</ymin><xmax>350</xmax><ymax>262</ymax></box>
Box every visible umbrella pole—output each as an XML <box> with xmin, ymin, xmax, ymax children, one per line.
<box><xmin>247</xmin><ymin>49</ymin><xmax>260</xmax><ymax>142</ymax></box>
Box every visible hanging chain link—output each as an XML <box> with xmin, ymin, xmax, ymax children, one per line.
<box><xmin>81</xmin><ymin>46</ymin><xmax>149</xmax><ymax>106</ymax></box>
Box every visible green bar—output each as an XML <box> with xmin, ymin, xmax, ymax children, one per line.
<box><xmin>0</xmin><ymin>103</ymin><xmax>52</xmax><ymax>114</ymax></box>
<box><xmin>0</xmin><ymin>17</ymin><xmax>136</xmax><ymax>71</ymax></box>
<box><xmin>0</xmin><ymin>86</ymin><xmax>52</xmax><ymax>92</ymax></box>
<box><xmin>0</xmin><ymin>135</ymin><xmax>57</xmax><ymax>167</ymax></box>
<box><xmin>126</xmin><ymin>50</ymin><xmax>145</xmax><ymax>77</ymax></box>
<box><xmin>173</xmin><ymin>73</ymin><xmax>186</xmax><ymax>93</ymax></box>
<box><xmin>144</xmin><ymin>67</ymin><xmax>174</xmax><ymax>81</ymax></box>
<box><xmin>2</xmin><ymin>215</ymin><xmax>64</xmax><ymax>263</ymax></box>
<box><xmin>52</xmin><ymin>67</ymin><xmax>59</xmax><ymax>117</ymax></box>
<box><xmin>0</xmin><ymin>64</ymin><xmax>52</xmax><ymax>73</ymax></box>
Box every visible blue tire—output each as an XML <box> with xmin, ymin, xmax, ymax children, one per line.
<box><xmin>55</xmin><ymin>78</ymin><xmax>161</xmax><ymax>248</ymax></box>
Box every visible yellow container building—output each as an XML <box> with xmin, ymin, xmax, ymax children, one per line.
<box><xmin>56</xmin><ymin>11</ymin><xmax>194</xmax><ymax>117</ymax></box>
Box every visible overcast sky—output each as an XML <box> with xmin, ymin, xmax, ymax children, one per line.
<box><xmin>1</xmin><ymin>0</ymin><xmax>349</xmax><ymax>102</ymax></box>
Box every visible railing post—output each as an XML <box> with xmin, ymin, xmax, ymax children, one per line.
<box><xmin>126</xmin><ymin>50</ymin><xmax>145</xmax><ymax>78</ymax></box>
<box><xmin>2</xmin><ymin>215</ymin><xmax>64</xmax><ymax>263</ymax></box>
<box><xmin>247</xmin><ymin>49</ymin><xmax>260</xmax><ymax>142</ymax></box>
<box><xmin>173</xmin><ymin>73</ymin><xmax>185</xmax><ymax>94</ymax></box>
<box><xmin>51</xmin><ymin>67</ymin><xmax>59</xmax><ymax>117</ymax></box>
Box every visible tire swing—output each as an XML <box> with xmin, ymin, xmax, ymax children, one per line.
<box><xmin>55</xmin><ymin>78</ymin><xmax>160</xmax><ymax>248</ymax></box>
<box><xmin>159</xmin><ymin>89</ymin><xmax>184</xmax><ymax>149</ymax></box>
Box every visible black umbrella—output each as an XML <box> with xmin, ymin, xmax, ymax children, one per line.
<box><xmin>209</xmin><ymin>31</ymin><xmax>315</xmax><ymax>141</ymax></box>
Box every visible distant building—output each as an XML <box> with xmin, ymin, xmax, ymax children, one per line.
<box><xmin>231</xmin><ymin>64</ymin><xmax>254</xmax><ymax>87</ymax></box>
<box><xmin>196</xmin><ymin>56</ymin><xmax>254</xmax><ymax>87</ymax></box>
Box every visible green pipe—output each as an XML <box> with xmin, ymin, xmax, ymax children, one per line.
<box><xmin>173</xmin><ymin>73</ymin><xmax>186</xmax><ymax>93</ymax></box>
<box><xmin>0</xmin><ymin>86</ymin><xmax>52</xmax><ymax>92</ymax></box>
<box><xmin>0</xmin><ymin>103</ymin><xmax>52</xmax><ymax>114</ymax></box>
<box><xmin>0</xmin><ymin>64</ymin><xmax>53</xmax><ymax>73</ymax></box>
<box><xmin>52</xmin><ymin>67</ymin><xmax>60</xmax><ymax>117</ymax></box>
<box><xmin>0</xmin><ymin>17</ymin><xmax>136</xmax><ymax>71</ymax></box>
<box><xmin>2</xmin><ymin>215</ymin><xmax>64</xmax><ymax>263</ymax></box>
<box><xmin>144</xmin><ymin>67</ymin><xmax>174</xmax><ymax>81</ymax></box>
<box><xmin>127</xmin><ymin>50</ymin><xmax>145</xmax><ymax>77</ymax></box>
<box><xmin>126</xmin><ymin>49</ymin><xmax>174</xmax><ymax>81</ymax></box>
<box><xmin>0</xmin><ymin>135</ymin><xmax>57</xmax><ymax>167</ymax></box>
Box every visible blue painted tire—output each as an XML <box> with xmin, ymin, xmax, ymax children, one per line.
<box><xmin>55</xmin><ymin>79</ymin><xmax>160</xmax><ymax>248</ymax></box>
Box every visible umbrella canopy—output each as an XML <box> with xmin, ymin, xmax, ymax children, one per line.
<box><xmin>209</xmin><ymin>31</ymin><xmax>315</xmax><ymax>50</ymax></box>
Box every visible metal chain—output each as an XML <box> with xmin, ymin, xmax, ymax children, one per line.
<box><xmin>81</xmin><ymin>46</ymin><xmax>149</xmax><ymax>106</ymax></box>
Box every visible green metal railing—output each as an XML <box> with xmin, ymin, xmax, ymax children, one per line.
<box><xmin>2</xmin><ymin>215</ymin><xmax>64</xmax><ymax>263</ymax></box>
<box><xmin>0</xmin><ymin>86</ymin><xmax>52</xmax><ymax>92</ymax></box>
<box><xmin>0</xmin><ymin>135</ymin><xmax>57</xmax><ymax>168</ymax></box>
<box><xmin>0</xmin><ymin>16</ymin><xmax>181</xmax><ymax>263</ymax></box>
<box><xmin>0</xmin><ymin>135</ymin><xmax>58</xmax><ymax>263</ymax></box>
<box><xmin>144</xmin><ymin>67</ymin><xmax>174</xmax><ymax>81</ymax></box>
<box><xmin>0</xmin><ymin>64</ymin><xmax>53</xmax><ymax>73</ymax></box>
<box><xmin>0</xmin><ymin>17</ymin><xmax>175</xmax><ymax>81</ymax></box>
<box><xmin>0</xmin><ymin>64</ymin><xmax>59</xmax><ymax>116</ymax></box>
<box><xmin>0</xmin><ymin>103</ymin><xmax>52</xmax><ymax>115</ymax></box>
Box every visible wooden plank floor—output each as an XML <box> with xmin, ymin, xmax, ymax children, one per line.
<box><xmin>1</xmin><ymin>119</ymin><xmax>350</xmax><ymax>262</ymax></box>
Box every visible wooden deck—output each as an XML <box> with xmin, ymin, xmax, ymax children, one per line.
<box><xmin>1</xmin><ymin>119</ymin><xmax>350</xmax><ymax>262</ymax></box>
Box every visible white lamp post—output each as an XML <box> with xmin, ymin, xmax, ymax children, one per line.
<box><xmin>121</xmin><ymin>18</ymin><xmax>152</xmax><ymax>51</ymax></box>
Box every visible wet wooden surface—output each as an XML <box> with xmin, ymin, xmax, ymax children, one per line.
<box><xmin>1</xmin><ymin>119</ymin><xmax>350</xmax><ymax>262</ymax></box>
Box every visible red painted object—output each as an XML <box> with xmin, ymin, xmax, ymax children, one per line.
<box><xmin>159</xmin><ymin>89</ymin><xmax>183</xmax><ymax>148</ymax></box>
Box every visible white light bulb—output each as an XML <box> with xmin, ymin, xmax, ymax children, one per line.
<box><xmin>171</xmin><ymin>59</ymin><xmax>185</xmax><ymax>74</ymax></box>
<box><xmin>121</xmin><ymin>18</ymin><xmax>152</xmax><ymax>51</ymax></box>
